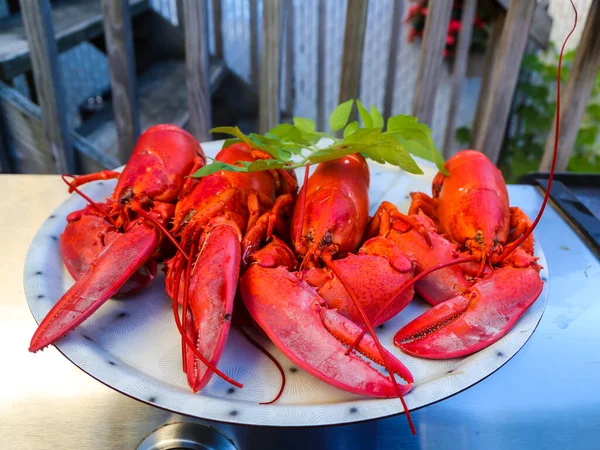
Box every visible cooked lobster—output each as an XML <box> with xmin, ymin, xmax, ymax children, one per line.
<box><xmin>163</xmin><ymin>142</ymin><xmax>297</xmax><ymax>391</ymax></box>
<box><xmin>391</xmin><ymin>150</ymin><xmax>543</xmax><ymax>358</ymax></box>
<box><xmin>240</xmin><ymin>154</ymin><xmax>416</xmax><ymax>432</ymax></box>
<box><xmin>29</xmin><ymin>124</ymin><xmax>204</xmax><ymax>352</ymax></box>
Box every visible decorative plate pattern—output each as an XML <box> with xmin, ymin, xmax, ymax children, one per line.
<box><xmin>24</xmin><ymin>141</ymin><xmax>548</xmax><ymax>427</ymax></box>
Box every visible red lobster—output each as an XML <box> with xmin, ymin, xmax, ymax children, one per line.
<box><xmin>29</xmin><ymin>124</ymin><xmax>204</xmax><ymax>352</ymax></box>
<box><xmin>163</xmin><ymin>142</ymin><xmax>297</xmax><ymax>391</ymax></box>
<box><xmin>240</xmin><ymin>154</ymin><xmax>416</xmax><ymax>432</ymax></box>
<box><xmin>390</xmin><ymin>150</ymin><xmax>543</xmax><ymax>358</ymax></box>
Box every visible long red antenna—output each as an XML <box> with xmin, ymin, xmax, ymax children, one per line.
<box><xmin>239</xmin><ymin>327</ymin><xmax>287</xmax><ymax>405</ymax></box>
<box><xmin>500</xmin><ymin>0</ymin><xmax>578</xmax><ymax>261</ymax></box>
<box><xmin>324</xmin><ymin>254</ymin><xmax>416</xmax><ymax>435</ymax></box>
<box><xmin>61</xmin><ymin>175</ymin><xmax>118</xmax><ymax>228</ymax></box>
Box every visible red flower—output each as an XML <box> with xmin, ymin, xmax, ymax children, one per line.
<box><xmin>446</xmin><ymin>34</ymin><xmax>455</xmax><ymax>45</ymax></box>
<box><xmin>443</xmin><ymin>48</ymin><xmax>449</xmax><ymax>58</ymax></box>
<box><xmin>421</xmin><ymin>7</ymin><xmax>428</xmax><ymax>15</ymax></box>
<box><xmin>448</xmin><ymin>19</ymin><xmax>461</xmax><ymax>33</ymax></box>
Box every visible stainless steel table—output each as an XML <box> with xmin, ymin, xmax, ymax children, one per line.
<box><xmin>2</xmin><ymin>175</ymin><xmax>599</xmax><ymax>449</ymax></box>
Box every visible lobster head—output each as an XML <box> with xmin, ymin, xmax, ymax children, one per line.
<box><xmin>433</xmin><ymin>150</ymin><xmax>510</xmax><ymax>262</ymax></box>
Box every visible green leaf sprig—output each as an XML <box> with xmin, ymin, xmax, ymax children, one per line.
<box><xmin>191</xmin><ymin>99</ymin><xmax>447</xmax><ymax>178</ymax></box>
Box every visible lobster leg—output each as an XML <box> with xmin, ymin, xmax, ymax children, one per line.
<box><xmin>240</xmin><ymin>263</ymin><xmax>413</xmax><ymax>397</ymax></box>
<box><xmin>29</xmin><ymin>221</ymin><xmax>160</xmax><ymax>352</ymax></box>
<box><xmin>508</xmin><ymin>207</ymin><xmax>535</xmax><ymax>255</ymax></box>
<box><xmin>63</xmin><ymin>170</ymin><xmax>121</xmax><ymax>192</ymax></box>
<box><xmin>394</xmin><ymin>249</ymin><xmax>543</xmax><ymax>359</ymax></box>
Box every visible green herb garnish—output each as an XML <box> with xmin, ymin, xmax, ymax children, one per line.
<box><xmin>191</xmin><ymin>99</ymin><xmax>447</xmax><ymax>178</ymax></box>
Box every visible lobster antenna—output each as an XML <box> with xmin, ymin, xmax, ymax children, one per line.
<box><xmin>61</xmin><ymin>175</ymin><xmax>118</xmax><ymax>228</ymax></box>
<box><xmin>239</xmin><ymin>327</ymin><xmax>287</xmax><ymax>404</ymax></box>
<box><xmin>500</xmin><ymin>0</ymin><xmax>578</xmax><ymax>262</ymax></box>
<box><xmin>345</xmin><ymin>255</ymin><xmax>479</xmax><ymax>355</ymax></box>
<box><xmin>134</xmin><ymin>209</ymin><xmax>189</xmax><ymax>261</ymax></box>
<box><xmin>323</xmin><ymin>255</ymin><xmax>416</xmax><ymax>435</ymax></box>
<box><xmin>181</xmin><ymin>241</ymin><xmax>196</xmax><ymax>373</ymax></box>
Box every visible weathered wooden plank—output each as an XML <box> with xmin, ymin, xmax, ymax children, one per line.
<box><xmin>540</xmin><ymin>0</ymin><xmax>600</xmax><ymax>172</ymax></box>
<box><xmin>282</xmin><ymin>0</ymin><xmax>294</xmax><ymax>115</ymax></box>
<box><xmin>338</xmin><ymin>0</ymin><xmax>368</xmax><ymax>107</ymax></box>
<box><xmin>0</xmin><ymin>82</ymin><xmax>119</xmax><ymax>173</ymax></box>
<box><xmin>176</xmin><ymin>0</ymin><xmax>184</xmax><ymax>28</ymax></box>
<box><xmin>470</xmin><ymin>13</ymin><xmax>505</xmax><ymax>145</ymax></box>
<box><xmin>101</xmin><ymin>0</ymin><xmax>140</xmax><ymax>163</ymax></box>
<box><xmin>183</xmin><ymin>0</ymin><xmax>212</xmax><ymax>141</ymax></box>
<box><xmin>316</xmin><ymin>0</ymin><xmax>326</xmax><ymax>129</ymax></box>
<box><xmin>20</xmin><ymin>0</ymin><xmax>75</xmax><ymax>173</ymax></box>
<box><xmin>0</xmin><ymin>0</ymin><xmax>149</xmax><ymax>81</ymax></box>
<box><xmin>411</xmin><ymin>0</ymin><xmax>453</xmax><ymax>126</ymax></box>
<box><xmin>249</xmin><ymin>0</ymin><xmax>259</xmax><ymax>86</ymax></box>
<box><xmin>530</xmin><ymin>2</ymin><xmax>552</xmax><ymax>49</ymax></box>
<box><xmin>258</xmin><ymin>0</ymin><xmax>282</xmax><ymax>133</ymax></box>
<box><xmin>442</xmin><ymin>0</ymin><xmax>476</xmax><ymax>157</ymax></box>
<box><xmin>212</xmin><ymin>0</ymin><xmax>224</xmax><ymax>59</ymax></box>
<box><xmin>473</xmin><ymin>0</ymin><xmax>535</xmax><ymax>164</ymax></box>
<box><xmin>383</xmin><ymin>0</ymin><xmax>403</xmax><ymax>120</ymax></box>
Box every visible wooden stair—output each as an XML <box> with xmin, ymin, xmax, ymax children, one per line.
<box><xmin>75</xmin><ymin>57</ymin><xmax>228</xmax><ymax>171</ymax></box>
<box><xmin>0</xmin><ymin>0</ymin><xmax>149</xmax><ymax>81</ymax></box>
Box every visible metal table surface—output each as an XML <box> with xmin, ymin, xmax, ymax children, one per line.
<box><xmin>2</xmin><ymin>175</ymin><xmax>599</xmax><ymax>450</ymax></box>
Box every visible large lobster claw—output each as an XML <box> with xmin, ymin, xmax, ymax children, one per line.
<box><xmin>30</xmin><ymin>220</ymin><xmax>160</xmax><ymax>352</ymax></box>
<box><xmin>61</xmin><ymin>204</ymin><xmax>157</xmax><ymax>296</ymax></box>
<box><xmin>305</xmin><ymin>236</ymin><xmax>415</xmax><ymax>328</ymax></box>
<box><xmin>240</xmin><ymin>262</ymin><xmax>413</xmax><ymax>397</ymax></box>
<box><xmin>394</xmin><ymin>249</ymin><xmax>543</xmax><ymax>359</ymax></box>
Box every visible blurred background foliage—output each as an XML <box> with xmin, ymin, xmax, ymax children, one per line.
<box><xmin>456</xmin><ymin>45</ymin><xmax>600</xmax><ymax>182</ymax></box>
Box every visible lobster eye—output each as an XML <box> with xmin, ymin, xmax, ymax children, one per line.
<box><xmin>120</xmin><ymin>187</ymin><xmax>134</xmax><ymax>205</ymax></box>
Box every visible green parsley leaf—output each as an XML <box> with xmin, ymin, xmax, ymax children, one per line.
<box><xmin>370</xmin><ymin>105</ymin><xmax>384</xmax><ymax>128</ymax></box>
<box><xmin>293</xmin><ymin>117</ymin><xmax>316</xmax><ymax>132</ymax></box>
<box><xmin>343</xmin><ymin>120</ymin><xmax>359</xmax><ymax>138</ymax></box>
<box><xmin>329</xmin><ymin>99</ymin><xmax>354</xmax><ymax>131</ymax></box>
<box><xmin>191</xmin><ymin>160</ymin><xmax>248</xmax><ymax>178</ymax></box>
<box><xmin>210</xmin><ymin>126</ymin><xmax>254</xmax><ymax>148</ymax></box>
<box><xmin>385</xmin><ymin>115</ymin><xmax>447</xmax><ymax>174</ymax></box>
<box><xmin>356</xmin><ymin>100</ymin><xmax>373</xmax><ymax>128</ymax></box>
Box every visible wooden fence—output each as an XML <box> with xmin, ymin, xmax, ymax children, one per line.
<box><xmin>2</xmin><ymin>0</ymin><xmax>596</xmax><ymax>174</ymax></box>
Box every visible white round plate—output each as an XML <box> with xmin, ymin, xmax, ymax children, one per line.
<box><xmin>24</xmin><ymin>141</ymin><xmax>548</xmax><ymax>427</ymax></box>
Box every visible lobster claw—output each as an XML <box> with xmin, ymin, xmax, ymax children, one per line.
<box><xmin>240</xmin><ymin>263</ymin><xmax>413</xmax><ymax>397</ymax></box>
<box><xmin>61</xmin><ymin>204</ymin><xmax>157</xmax><ymax>296</ymax></box>
<box><xmin>166</xmin><ymin>216</ymin><xmax>242</xmax><ymax>392</ymax></box>
<box><xmin>394</xmin><ymin>251</ymin><xmax>543</xmax><ymax>359</ymax></box>
<box><xmin>29</xmin><ymin>221</ymin><xmax>160</xmax><ymax>352</ymax></box>
<box><xmin>307</xmin><ymin>236</ymin><xmax>415</xmax><ymax>327</ymax></box>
